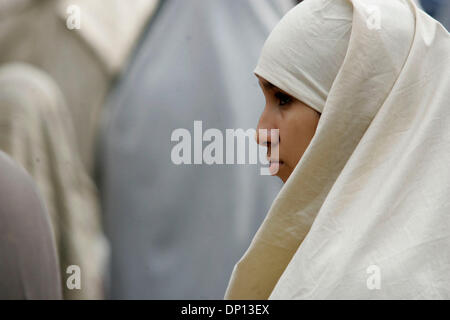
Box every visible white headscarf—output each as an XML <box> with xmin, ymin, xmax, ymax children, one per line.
<box><xmin>225</xmin><ymin>0</ymin><xmax>450</xmax><ymax>299</ymax></box>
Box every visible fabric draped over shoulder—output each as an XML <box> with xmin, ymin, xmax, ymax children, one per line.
<box><xmin>225</xmin><ymin>0</ymin><xmax>450</xmax><ymax>299</ymax></box>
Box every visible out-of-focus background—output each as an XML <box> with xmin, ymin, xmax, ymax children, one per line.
<box><xmin>0</xmin><ymin>0</ymin><xmax>448</xmax><ymax>299</ymax></box>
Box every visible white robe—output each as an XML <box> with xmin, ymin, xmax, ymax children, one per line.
<box><xmin>99</xmin><ymin>0</ymin><xmax>294</xmax><ymax>299</ymax></box>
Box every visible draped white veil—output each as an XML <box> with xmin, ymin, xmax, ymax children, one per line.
<box><xmin>225</xmin><ymin>0</ymin><xmax>450</xmax><ymax>299</ymax></box>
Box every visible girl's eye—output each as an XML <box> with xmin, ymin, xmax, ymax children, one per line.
<box><xmin>275</xmin><ymin>92</ymin><xmax>292</xmax><ymax>106</ymax></box>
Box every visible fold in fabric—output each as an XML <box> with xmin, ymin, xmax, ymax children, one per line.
<box><xmin>0</xmin><ymin>63</ymin><xmax>108</xmax><ymax>299</ymax></box>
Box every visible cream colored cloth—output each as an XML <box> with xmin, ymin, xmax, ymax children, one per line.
<box><xmin>0</xmin><ymin>0</ymin><xmax>158</xmax><ymax>299</ymax></box>
<box><xmin>225</xmin><ymin>0</ymin><xmax>450</xmax><ymax>299</ymax></box>
<box><xmin>0</xmin><ymin>63</ymin><xmax>107</xmax><ymax>299</ymax></box>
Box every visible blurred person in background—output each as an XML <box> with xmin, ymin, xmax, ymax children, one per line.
<box><xmin>434</xmin><ymin>0</ymin><xmax>450</xmax><ymax>30</ymax></box>
<box><xmin>421</xmin><ymin>0</ymin><xmax>444</xmax><ymax>17</ymax></box>
<box><xmin>98</xmin><ymin>0</ymin><xmax>298</xmax><ymax>299</ymax></box>
<box><xmin>421</xmin><ymin>0</ymin><xmax>450</xmax><ymax>29</ymax></box>
<box><xmin>439</xmin><ymin>2</ymin><xmax>450</xmax><ymax>30</ymax></box>
<box><xmin>225</xmin><ymin>0</ymin><xmax>450</xmax><ymax>299</ymax></box>
<box><xmin>0</xmin><ymin>0</ymin><xmax>158</xmax><ymax>299</ymax></box>
<box><xmin>0</xmin><ymin>151</ymin><xmax>61</xmax><ymax>299</ymax></box>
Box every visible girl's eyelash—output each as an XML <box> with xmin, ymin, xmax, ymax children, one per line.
<box><xmin>275</xmin><ymin>92</ymin><xmax>292</xmax><ymax>106</ymax></box>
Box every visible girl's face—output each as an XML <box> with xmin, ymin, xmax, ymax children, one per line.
<box><xmin>256</xmin><ymin>75</ymin><xmax>321</xmax><ymax>183</ymax></box>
